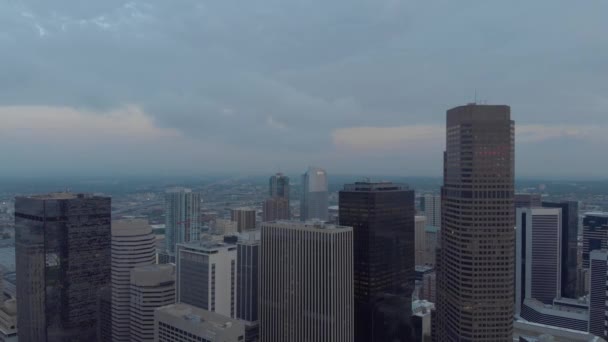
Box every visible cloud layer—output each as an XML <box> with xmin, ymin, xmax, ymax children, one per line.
<box><xmin>1</xmin><ymin>0</ymin><xmax>607</xmax><ymax>178</ymax></box>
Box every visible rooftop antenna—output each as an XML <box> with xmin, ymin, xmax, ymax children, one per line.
<box><xmin>474</xmin><ymin>89</ymin><xmax>478</xmax><ymax>104</ymax></box>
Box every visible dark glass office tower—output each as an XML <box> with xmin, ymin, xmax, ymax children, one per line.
<box><xmin>542</xmin><ymin>201</ymin><xmax>579</xmax><ymax>298</ymax></box>
<box><xmin>339</xmin><ymin>182</ymin><xmax>415</xmax><ymax>342</ymax></box>
<box><xmin>269</xmin><ymin>173</ymin><xmax>290</xmax><ymax>200</ymax></box>
<box><xmin>15</xmin><ymin>193</ymin><xmax>112</xmax><ymax>341</ymax></box>
<box><xmin>582</xmin><ymin>213</ymin><xmax>608</xmax><ymax>269</ymax></box>
<box><xmin>436</xmin><ymin>104</ymin><xmax>515</xmax><ymax>342</ymax></box>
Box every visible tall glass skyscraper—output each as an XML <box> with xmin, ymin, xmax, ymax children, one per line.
<box><xmin>263</xmin><ymin>173</ymin><xmax>291</xmax><ymax>221</ymax></box>
<box><xmin>436</xmin><ymin>104</ymin><xmax>515</xmax><ymax>341</ymax></box>
<box><xmin>15</xmin><ymin>193</ymin><xmax>112</xmax><ymax>341</ymax></box>
<box><xmin>165</xmin><ymin>187</ymin><xmax>201</xmax><ymax>254</ymax></box>
<box><xmin>339</xmin><ymin>182</ymin><xmax>415</xmax><ymax>342</ymax></box>
<box><xmin>300</xmin><ymin>167</ymin><xmax>328</xmax><ymax>221</ymax></box>
<box><xmin>269</xmin><ymin>173</ymin><xmax>290</xmax><ymax>200</ymax></box>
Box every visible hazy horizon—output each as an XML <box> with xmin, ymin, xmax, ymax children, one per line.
<box><xmin>1</xmin><ymin>0</ymin><xmax>607</xmax><ymax>179</ymax></box>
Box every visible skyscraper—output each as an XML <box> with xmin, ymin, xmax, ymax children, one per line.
<box><xmin>542</xmin><ymin>201</ymin><xmax>579</xmax><ymax>298</ymax></box>
<box><xmin>269</xmin><ymin>172</ymin><xmax>290</xmax><ymax>199</ymax></box>
<box><xmin>260</xmin><ymin>221</ymin><xmax>353</xmax><ymax>342</ymax></box>
<box><xmin>111</xmin><ymin>219</ymin><xmax>156</xmax><ymax>342</ymax></box>
<box><xmin>436</xmin><ymin>104</ymin><xmax>515</xmax><ymax>341</ymax></box>
<box><xmin>515</xmin><ymin>193</ymin><xmax>542</xmax><ymax>209</ymax></box>
<box><xmin>582</xmin><ymin>212</ymin><xmax>608</xmax><ymax>269</ymax></box>
<box><xmin>515</xmin><ymin>208</ymin><xmax>562</xmax><ymax>316</ymax></box>
<box><xmin>165</xmin><ymin>187</ymin><xmax>202</xmax><ymax>255</ymax></box>
<box><xmin>15</xmin><ymin>193</ymin><xmax>111</xmax><ymax>341</ymax></box>
<box><xmin>415</xmin><ymin>215</ymin><xmax>428</xmax><ymax>266</ymax></box>
<box><xmin>176</xmin><ymin>241</ymin><xmax>237</xmax><ymax>318</ymax></box>
<box><xmin>237</xmin><ymin>231</ymin><xmax>260</xmax><ymax>323</ymax></box>
<box><xmin>300</xmin><ymin>167</ymin><xmax>329</xmax><ymax>221</ymax></box>
<box><xmin>262</xmin><ymin>197</ymin><xmax>290</xmax><ymax>222</ymax></box>
<box><xmin>231</xmin><ymin>207</ymin><xmax>257</xmax><ymax>232</ymax></box>
<box><xmin>339</xmin><ymin>181</ymin><xmax>415</xmax><ymax>342</ymax></box>
<box><xmin>129</xmin><ymin>264</ymin><xmax>176</xmax><ymax>342</ymax></box>
<box><xmin>588</xmin><ymin>249</ymin><xmax>608</xmax><ymax>339</ymax></box>
<box><xmin>423</xmin><ymin>194</ymin><xmax>441</xmax><ymax>228</ymax></box>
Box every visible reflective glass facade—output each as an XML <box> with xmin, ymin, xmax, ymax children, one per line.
<box><xmin>15</xmin><ymin>193</ymin><xmax>111</xmax><ymax>342</ymax></box>
<box><xmin>339</xmin><ymin>182</ymin><xmax>415</xmax><ymax>342</ymax></box>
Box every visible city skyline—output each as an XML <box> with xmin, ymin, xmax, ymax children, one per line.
<box><xmin>0</xmin><ymin>1</ymin><xmax>607</xmax><ymax>178</ymax></box>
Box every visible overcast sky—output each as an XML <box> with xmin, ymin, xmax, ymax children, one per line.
<box><xmin>1</xmin><ymin>0</ymin><xmax>607</xmax><ymax>179</ymax></box>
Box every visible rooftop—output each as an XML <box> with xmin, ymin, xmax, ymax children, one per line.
<box><xmin>584</xmin><ymin>212</ymin><xmax>608</xmax><ymax>218</ymax></box>
<box><xmin>267</xmin><ymin>220</ymin><xmax>352</xmax><ymax>232</ymax></box>
<box><xmin>157</xmin><ymin>303</ymin><xmax>250</xmax><ymax>330</ymax></box>
<box><xmin>524</xmin><ymin>298</ymin><xmax>588</xmax><ymax>317</ymax></box>
<box><xmin>342</xmin><ymin>182</ymin><xmax>409</xmax><ymax>192</ymax></box>
<box><xmin>177</xmin><ymin>240</ymin><xmax>237</xmax><ymax>253</ymax></box>
<box><xmin>18</xmin><ymin>192</ymin><xmax>105</xmax><ymax>200</ymax></box>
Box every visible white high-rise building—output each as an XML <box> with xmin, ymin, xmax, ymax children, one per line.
<box><xmin>260</xmin><ymin>221</ymin><xmax>354</xmax><ymax>342</ymax></box>
<box><xmin>516</xmin><ymin>208</ymin><xmax>562</xmax><ymax>316</ymax></box>
<box><xmin>300</xmin><ymin>167</ymin><xmax>329</xmax><ymax>221</ymax></box>
<box><xmin>111</xmin><ymin>219</ymin><xmax>156</xmax><ymax>342</ymax></box>
<box><xmin>176</xmin><ymin>242</ymin><xmax>237</xmax><ymax>318</ymax></box>
<box><xmin>165</xmin><ymin>188</ymin><xmax>202</xmax><ymax>254</ymax></box>
<box><xmin>423</xmin><ymin>194</ymin><xmax>441</xmax><ymax>228</ymax></box>
<box><xmin>415</xmin><ymin>216</ymin><xmax>428</xmax><ymax>266</ymax></box>
<box><xmin>129</xmin><ymin>264</ymin><xmax>176</xmax><ymax>342</ymax></box>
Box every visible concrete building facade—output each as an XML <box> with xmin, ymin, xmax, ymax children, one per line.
<box><xmin>155</xmin><ymin>303</ymin><xmax>256</xmax><ymax>342</ymax></box>
<box><xmin>176</xmin><ymin>242</ymin><xmax>237</xmax><ymax>318</ymax></box>
<box><xmin>516</xmin><ymin>208</ymin><xmax>562</xmax><ymax>316</ymax></box>
<box><xmin>415</xmin><ymin>216</ymin><xmax>428</xmax><ymax>266</ymax></box>
<box><xmin>436</xmin><ymin>104</ymin><xmax>515</xmax><ymax>341</ymax></box>
<box><xmin>111</xmin><ymin>219</ymin><xmax>157</xmax><ymax>342</ymax></box>
<box><xmin>130</xmin><ymin>264</ymin><xmax>176</xmax><ymax>342</ymax></box>
<box><xmin>260</xmin><ymin>221</ymin><xmax>353</xmax><ymax>342</ymax></box>
<box><xmin>231</xmin><ymin>208</ymin><xmax>257</xmax><ymax>232</ymax></box>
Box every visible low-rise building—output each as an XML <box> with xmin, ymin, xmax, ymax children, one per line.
<box><xmin>155</xmin><ymin>303</ymin><xmax>257</xmax><ymax>342</ymax></box>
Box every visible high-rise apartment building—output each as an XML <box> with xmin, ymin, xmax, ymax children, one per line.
<box><xmin>423</xmin><ymin>194</ymin><xmax>441</xmax><ymax>228</ymax></box>
<box><xmin>165</xmin><ymin>187</ymin><xmax>201</xmax><ymax>255</ymax></box>
<box><xmin>237</xmin><ymin>231</ymin><xmax>260</xmax><ymax>323</ymax></box>
<box><xmin>415</xmin><ymin>215</ymin><xmax>428</xmax><ymax>266</ymax></box>
<box><xmin>15</xmin><ymin>193</ymin><xmax>111</xmax><ymax>341</ymax></box>
<box><xmin>231</xmin><ymin>208</ymin><xmax>257</xmax><ymax>232</ymax></box>
<box><xmin>588</xmin><ymin>249</ymin><xmax>608</xmax><ymax>339</ymax></box>
<box><xmin>260</xmin><ymin>221</ymin><xmax>354</xmax><ymax>342</ymax></box>
<box><xmin>111</xmin><ymin>219</ymin><xmax>157</xmax><ymax>341</ymax></box>
<box><xmin>582</xmin><ymin>213</ymin><xmax>608</xmax><ymax>269</ymax></box>
<box><xmin>516</xmin><ymin>208</ymin><xmax>562</xmax><ymax>316</ymax></box>
<box><xmin>436</xmin><ymin>104</ymin><xmax>515</xmax><ymax>341</ymax></box>
<box><xmin>542</xmin><ymin>201</ymin><xmax>579</xmax><ymax>298</ymax></box>
<box><xmin>300</xmin><ymin>167</ymin><xmax>329</xmax><ymax>221</ymax></box>
<box><xmin>176</xmin><ymin>241</ymin><xmax>237</xmax><ymax>318</ymax></box>
<box><xmin>130</xmin><ymin>264</ymin><xmax>176</xmax><ymax>342</ymax></box>
<box><xmin>515</xmin><ymin>194</ymin><xmax>542</xmax><ymax>209</ymax></box>
<box><xmin>339</xmin><ymin>182</ymin><xmax>415</xmax><ymax>342</ymax></box>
